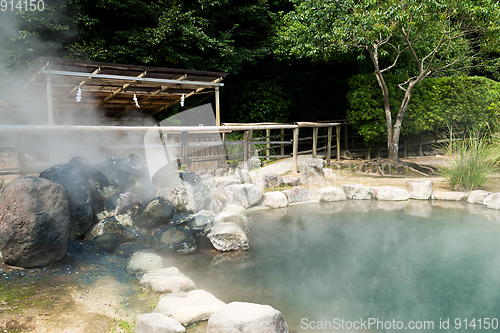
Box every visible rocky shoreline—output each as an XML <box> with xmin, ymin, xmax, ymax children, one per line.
<box><xmin>2</xmin><ymin>155</ymin><xmax>500</xmax><ymax>332</ymax></box>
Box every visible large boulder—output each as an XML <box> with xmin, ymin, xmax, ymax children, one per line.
<box><xmin>68</xmin><ymin>156</ymin><xmax>119</xmax><ymax>211</ymax></box>
<box><xmin>0</xmin><ymin>177</ymin><xmax>71</xmax><ymax>268</ymax></box>
<box><xmin>431</xmin><ymin>191</ymin><xmax>468</xmax><ymax>201</ymax></box>
<box><xmin>371</xmin><ymin>186</ymin><xmax>409</xmax><ymax>201</ymax></box>
<box><xmin>207</xmin><ymin>302</ymin><xmax>289</xmax><ymax>333</ymax></box>
<box><xmin>159</xmin><ymin>180</ymin><xmax>208</xmax><ymax>213</ymax></box>
<box><xmin>483</xmin><ymin>193</ymin><xmax>500</xmax><ymax>209</ymax></box>
<box><xmin>134</xmin><ymin>313</ymin><xmax>185</xmax><ymax>333</ymax></box>
<box><xmin>149</xmin><ymin>225</ymin><xmax>197</xmax><ymax>253</ymax></box>
<box><xmin>87</xmin><ymin>214</ymin><xmax>144</xmax><ymax>244</ymax></box>
<box><xmin>315</xmin><ymin>186</ymin><xmax>347</xmax><ymax>202</ymax></box>
<box><xmin>282</xmin><ymin>186</ymin><xmax>316</xmax><ymax>204</ymax></box>
<box><xmin>208</xmin><ymin>222</ymin><xmax>249</xmax><ymax>252</ymax></box>
<box><xmin>135</xmin><ymin>197</ymin><xmax>175</xmax><ymax>229</ymax></box>
<box><xmin>153</xmin><ymin>289</ymin><xmax>226</xmax><ymax>326</ymax></box>
<box><xmin>253</xmin><ymin>173</ymin><xmax>283</xmax><ymax>189</ymax></box>
<box><xmin>233</xmin><ymin>168</ymin><xmax>252</xmax><ymax>184</ymax></box>
<box><xmin>39</xmin><ymin>163</ymin><xmax>94</xmax><ymax>237</ymax></box>
<box><xmin>224</xmin><ymin>184</ymin><xmax>263</xmax><ymax>208</ymax></box>
<box><xmin>405</xmin><ymin>180</ymin><xmax>433</xmax><ymax>200</ymax></box>
<box><xmin>298</xmin><ymin>158</ymin><xmax>326</xmax><ymax>185</ymax></box>
<box><xmin>140</xmin><ymin>267</ymin><xmax>196</xmax><ymax>294</ymax></box>
<box><xmin>467</xmin><ymin>190</ymin><xmax>491</xmax><ymax>204</ymax></box>
<box><xmin>282</xmin><ymin>176</ymin><xmax>300</xmax><ymax>187</ymax></box>
<box><xmin>262</xmin><ymin>192</ymin><xmax>289</xmax><ymax>209</ymax></box>
<box><xmin>341</xmin><ymin>184</ymin><xmax>372</xmax><ymax>200</ymax></box>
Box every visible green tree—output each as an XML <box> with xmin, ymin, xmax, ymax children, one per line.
<box><xmin>277</xmin><ymin>0</ymin><xmax>500</xmax><ymax>164</ymax></box>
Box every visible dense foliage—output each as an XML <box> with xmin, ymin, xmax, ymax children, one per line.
<box><xmin>1</xmin><ymin>0</ymin><xmax>500</xmax><ymax>138</ymax></box>
<box><xmin>348</xmin><ymin>75</ymin><xmax>500</xmax><ymax>145</ymax></box>
<box><xmin>277</xmin><ymin>0</ymin><xmax>500</xmax><ymax>162</ymax></box>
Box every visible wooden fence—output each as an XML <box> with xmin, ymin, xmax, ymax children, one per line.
<box><xmin>0</xmin><ymin>121</ymin><xmax>354</xmax><ymax>175</ymax></box>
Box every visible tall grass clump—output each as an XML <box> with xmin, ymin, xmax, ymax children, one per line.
<box><xmin>439</xmin><ymin>132</ymin><xmax>497</xmax><ymax>191</ymax></box>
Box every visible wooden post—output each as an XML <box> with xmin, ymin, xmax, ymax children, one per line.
<box><xmin>266</xmin><ymin>128</ymin><xmax>270</xmax><ymax>160</ymax></box>
<box><xmin>312</xmin><ymin>126</ymin><xmax>318</xmax><ymax>158</ymax></box>
<box><xmin>336</xmin><ymin>125</ymin><xmax>341</xmax><ymax>162</ymax></box>
<box><xmin>215</xmin><ymin>86</ymin><xmax>220</xmax><ymax>126</ymax></box>
<box><xmin>344</xmin><ymin>123</ymin><xmax>348</xmax><ymax>150</ymax></box>
<box><xmin>326</xmin><ymin>126</ymin><xmax>332</xmax><ymax>164</ymax></box>
<box><xmin>181</xmin><ymin>131</ymin><xmax>188</xmax><ymax>170</ymax></box>
<box><xmin>280</xmin><ymin>129</ymin><xmax>285</xmax><ymax>156</ymax></box>
<box><xmin>46</xmin><ymin>75</ymin><xmax>53</xmax><ymax>125</ymax></box>
<box><xmin>292</xmin><ymin>127</ymin><xmax>299</xmax><ymax>173</ymax></box>
<box><xmin>243</xmin><ymin>130</ymin><xmax>250</xmax><ymax>170</ymax></box>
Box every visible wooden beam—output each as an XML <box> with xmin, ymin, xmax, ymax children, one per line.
<box><xmin>115</xmin><ymin>74</ymin><xmax>188</xmax><ymax>117</ymax></box>
<box><xmin>151</xmin><ymin>77</ymin><xmax>224</xmax><ymax>115</ymax></box>
<box><xmin>292</xmin><ymin>128</ymin><xmax>299</xmax><ymax>173</ymax></box>
<box><xmin>57</xmin><ymin>67</ymin><xmax>102</xmax><ymax>103</ymax></box>
<box><xmin>98</xmin><ymin>70</ymin><xmax>149</xmax><ymax>106</ymax></box>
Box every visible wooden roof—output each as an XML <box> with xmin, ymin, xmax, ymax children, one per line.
<box><xmin>2</xmin><ymin>57</ymin><xmax>227</xmax><ymax>124</ymax></box>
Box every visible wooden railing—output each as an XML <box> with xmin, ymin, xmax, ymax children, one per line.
<box><xmin>0</xmin><ymin>121</ymin><xmax>354</xmax><ymax>175</ymax></box>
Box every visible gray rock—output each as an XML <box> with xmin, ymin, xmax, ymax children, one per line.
<box><xmin>224</xmin><ymin>184</ymin><xmax>263</xmax><ymax>208</ymax></box>
<box><xmin>0</xmin><ymin>177</ymin><xmax>71</xmax><ymax>268</ymax></box>
<box><xmin>140</xmin><ymin>267</ymin><xmax>196</xmax><ymax>294</ymax></box>
<box><xmin>207</xmin><ymin>302</ymin><xmax>289</xmax><ymax>333</ymax></box>
<box><xmin>126</xmin><ymin>251</ymin><xmax>164</xmax><ymax>274</ymax></box>
<box><xmin>233</xmin><ymin>168</ymin><xmax>252</xmax><ymax>183</ymax></box>
<box><xmin>214</xmin><ymin>211</ymin><xmax>249</xmax><ymax>232</ymax></box>
<box><xmin>467</xmin><ymin>190</ymin><xmax>491</xmax><ymax>204</ymax></box>
<box><xmin>483</xmin><ymin>193</ymin><xmax>500</xmax><ymax>209</ymax></box>
<box><xmin>39</xmin><ymin>163</ymin><xmax>94</xmax><ymax>238</ymax></box>
<box><xmin>215</xmin><ymin>168</ymin><xmax>227</xmax><ymax>177</ymax></box>
<box><xmin>315</xmin><ymin>186</ymin><xmax>346</xmax><ymax>202</ymax></box>
<box><xmin>371</xmin><ymin>186</ymin><xmax>409</xmax><ymax>201</ymax></box>
<box><xmin>87</xmin><ymin>214</ymin><xmax>144</xmax><ymax>244</ymax></box>
<box><xmin>216</xmin><ymin>179</ymin><xmax>241</xmax><ymax>188</ymax></box>
<box><xmin>262</xmin><ymin>192</ymin><xmax>289</xmax><ymax>209</ymax></box>
<box><xmin>159</xmin><ymin>181</ymin><xmax>206</xmax><ymax>213</ymax></box>
<box><xmin>282</xmin><ymin>176</ymin><xmax>300</xmax><ymax>187</ymax></box>
<box><xmin>135</xmin><ymin>197</ymin><xmax>175</xmax><ymax>229</ymax></box>
<box><xmin>154</xmin><ymin>290</ymin><xmax>226</xmax><ymax>326</ymax></box>
<box><xmin>282</xmin><ymin>186</ymin><xmax>316</xmax><ymax>204</ymax></box>
<box><xmin>298</xmin><ymin>158</ymin><xmax>326</xmax><ymax>185</ymax></box>
<box><xmin>341</xmin><ymin>184</ymin><xmax>372</xmax><ymax>200</ymax></box>
<box><xmin>208</xmin><ymin>222</ymin><xmax>249</xmax><ymax>251</ymax></box>
<box><xmin>405</xmin><ymin>180</ymin><xmax>433</xmax><ymax>200</ymax></box>
<box><xmin>199</xmin><ymin>173</ymin><xmax>217</xmax><ymax>188</ymax></box>
<box><xmin>188</xmin><ymin>211</ymin><xmax>214</xmax><ymax>234</ymax></box>
<box><xmin>431</xmin><ymin>191</ymin><xmax>468</xmax><ymax>201</ymax></box>
<box><xmin>134</xmin><ymin>313</ymin><xmax>186</xmax><ymax>333</ymax></box>
<box><xmin>149</xmin><ymin>225</ymin><xmax>197</xmax><ymax>253</ymax></box>
<box><xmin>90</xmin><ymin>233</ymin><xmax>121</xmax><ymax>253</ymax></box>
<box><xmin>253</xmin><ymin>173</ymin><xmax>283</xmax><ymax>189</ymax></box>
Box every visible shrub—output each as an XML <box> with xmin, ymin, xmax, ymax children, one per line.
<box><xmin>438</xmin><ymin>133</ymin><xmax>496</xmax><ymax>191</ymax></box>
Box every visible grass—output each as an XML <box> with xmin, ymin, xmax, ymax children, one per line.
<box><xmin>438</xmin><ymin>132</ymin><xmax>497</xmax><ymax>191</ymax></box>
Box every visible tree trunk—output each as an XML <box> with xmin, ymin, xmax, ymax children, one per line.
<box><xmin>388</xmin><ymin>141</ymin><xmax>399</xmax><ymax>164</ymax></box>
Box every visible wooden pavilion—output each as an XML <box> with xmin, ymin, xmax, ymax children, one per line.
<box><xmin>0</xmin><ymin>57</ymin><xmax>227</xmax><ymax>126</ymax></box>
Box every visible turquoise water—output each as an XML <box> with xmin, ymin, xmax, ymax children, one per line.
<box><xmin>168</xmin><ymin>201</ymin><xmax>500</xmax><ymax>332</ymax></box>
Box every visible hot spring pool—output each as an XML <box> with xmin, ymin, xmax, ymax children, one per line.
<box><xmin>167</xmin><ymin>201</ymin><xmax>500</xmax><ymax>332</ymax></box>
